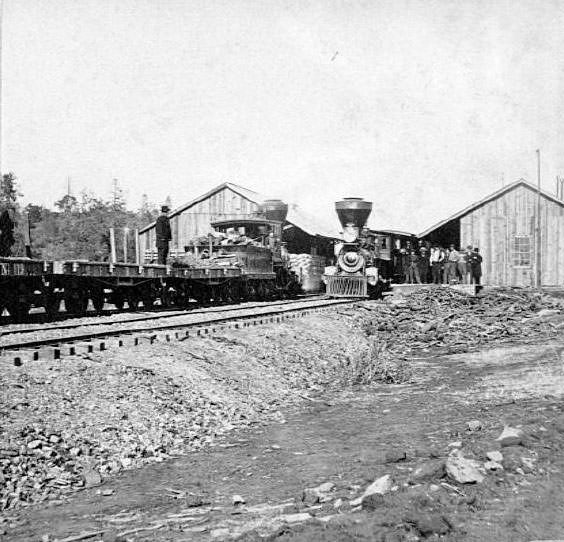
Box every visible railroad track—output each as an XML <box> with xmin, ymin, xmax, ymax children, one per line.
<box><xmin>1</xmin><ymin>297</ymin><xmax>359</xmax><ymax>364</ymax></box>
<box><xmin>0</xmin><ymin>293</ymin><xmax>323</xmax><ymax>328</ymax></box>
<box><xmin>1</xmin><ymin>295</ymin><xmax>322</xmax><ymax>336</ymax></box>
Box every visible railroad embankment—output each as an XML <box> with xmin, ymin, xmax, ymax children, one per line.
<box><xmin>1</xmin><ymin>287</ymin><xmax>564</xmax><ymax>524</ymax></box>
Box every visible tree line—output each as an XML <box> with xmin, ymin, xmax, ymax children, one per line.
<box><xmin>1</xmin><ymin>172</ymin><xmax>165</xmax><ymax>262</ymax></box>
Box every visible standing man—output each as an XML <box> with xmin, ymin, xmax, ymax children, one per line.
<box><xmin>408</xmin><ymin>250</ymin><xmax>421</xmax><ymax>284</ymax></box>
<box><xmin>445</xmin><ymin>244</ymin><xmax>460</xmax><ymax>283</ymax></box>
<box><xmin>0</xmin><ymin>206</ymin><xmax>16</xmax><ymax>257</ymax></box>
<box><xmin>155</xmin><ymin>205</ymin><xmax>171</xmax><ymax>265</ymax></box>
<box><xmin>430</xmin><ymin>245</ymin><xmax>445</xmax><ymax>284</ymax></box>
<box><xmin>418</xmin><ymin>247</ymin><xmax>430</xmax><ymax>283</ymax></box>
<box><xmin>469</xmin><ymin>247</ymin><xmax>483</xmax><ymax>285</ymax></box>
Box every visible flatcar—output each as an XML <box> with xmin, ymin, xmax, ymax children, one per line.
<box><xmin>0</xmin><ymin>201</ymin><xmax>301</xmax><ymax>322</ymax></box>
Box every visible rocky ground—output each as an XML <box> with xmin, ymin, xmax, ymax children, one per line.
<box><xmin>2</xmin><ymin>287</ymin><xmax>564</xmax><ymax>541</ymax></box>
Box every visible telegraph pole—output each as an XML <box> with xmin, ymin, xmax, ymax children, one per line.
<box><xmin>536</xmin><ymin>150</ymin><xmax>542</xmax><ymax>289</ymax></box>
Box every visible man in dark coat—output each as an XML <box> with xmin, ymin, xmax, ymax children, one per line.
<box><xmin>469</xmin><ymin>247</ymin><xmax>483</xmax><ymax>285</ymax></box>
<box><xmin>155</xmin><ymin>205</ymin><xmax>172</xmax><ymax>264</ymax></box>
<box><xmin>0</xmin><ymin>207</ymin><xmax>16</xmax><ymax>257</ymax></box>
<box><xmin>418</xmin><ymin>247</ymin><xmax>430</xmax><ymax>283</ymax></box>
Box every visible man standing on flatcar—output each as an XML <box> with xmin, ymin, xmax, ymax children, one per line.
<box><xmin>155</xmin><ymin>205</ymin><xmax>172</xmax><ymax>265</ymax></box>
<box><xmin>0</xmin><ymin>206</ymin><xmax>16</xmax><ymax>257</ymax></box>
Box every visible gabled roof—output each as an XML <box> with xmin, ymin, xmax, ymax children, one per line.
<box><xmin>285</xmin><ymin>204</ymin><xmax>340</xmax><ymax>239</ymax></box>
<box><xmin>139</xmin><ymin>182</ymin><xmax>266</xmax><ymax>234</ymax></box>
<box><xmin>139</xmin><ymin>181</ymin><xmax>340</xmax><ymax>239</ymax></box>
<box><xmin>418</xmin><ymin>179</ymin><xmax>564</xmax><ymax>238</ymax></box>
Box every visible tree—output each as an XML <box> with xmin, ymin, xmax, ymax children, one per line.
<box><xmin>1</xmin><ymin>172</ymin><xmax>21</xmax><ymax>208</ymax></box>
<box><xmin>55</xmin><ymin>194</ymin><xmax>78</xmax><ymax>214</ymax></box>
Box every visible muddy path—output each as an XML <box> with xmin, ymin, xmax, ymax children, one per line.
<box><xmin>5</xmin><ymin>339</ymin><xmax>564</xmax><ymax>542</ymax></box>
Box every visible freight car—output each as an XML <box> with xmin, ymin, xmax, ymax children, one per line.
<box><xmin>0</xmin><ymin>201</ymin><xmax>301</xmax><ymax>322</ymax></box>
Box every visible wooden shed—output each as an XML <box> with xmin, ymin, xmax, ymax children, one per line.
<box><xmin>419</xmin><ymin>179</ymin><xmax>564</xmax><ymax>287</ymax></box>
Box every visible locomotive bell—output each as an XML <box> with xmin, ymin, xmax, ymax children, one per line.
<box><xmin>335</xmin><ymin>198</ymin><xmax>372</xmax><ymax>242</ymax></box>
<box><xmin>260</xmin><ymin>199</ymin><xmax>288</xmax><ymax>222</ymax></box>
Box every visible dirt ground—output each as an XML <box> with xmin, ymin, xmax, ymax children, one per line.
<box><xmin>2</xmin><ymin>301</ymin><xmax>564</xmax><ymax>541</ymax></box>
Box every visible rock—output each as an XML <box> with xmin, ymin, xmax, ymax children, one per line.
<box><xmin>446</xmin><ymin>451</ymin><xmax>484</xmax><ymax>484</ymax></box>
<box><xmin>486</xmin><ymin>451</ymin><xmax>503</xmax><ymax>463</ymax></box>
<box><xmin>448</xmin><ymin>441</ymin><xmax>462</xmax><ymax>448</ymax></box>
<box><xmin>83</xmin><ymin>468</ymin><xmax>102</xmax><ymax>488</ymax></box>
<box><xmin>281</xmin><ymin>512</ymin><xmax>311</xmax><ymax>523</ymax></box>
<box><xmin>316</xmin><ymin>482</ymin><xmax>335</xmax><ymax>493</ymax></box>
<box><xmin>27</xmin><ymin>440</ymin><xmax>43</xmax><ymax>450</ymax></box>
<box><xmin>409</xmin><ymin>513</ymin><xmax>452</xmax><ymax>537</ymax></box>
<box><xmin>410</xmin><ymin>460</ymin><xmax>446</xmax><ymax>483</ymax></box>
<box><xmin>362</xmin><ymin>474</ymin><xmax>393</xmax><ymax>498</ymax></box>
<box><xmin>232</xmin><ymin>494</ymin><xmax>245</xmax><ymax>505</ymax></box>
<box><xmin>362</xmin><ymin>492</ymin><xmax>385</xmax><ymax>511</ymax></box>
<box><xmin>385</xmin><ymin>449</ymin><xmax>407</xmax><ymax>463</ymax></box>
<box><xmin>333</xmin><ymin>498</ymin><xmax>343</xmax><ymax>508</ymax></box>
<box><xmin>467</xmin><ymin>420</ymin><xmax>482</xmax><ymax>431</ymax></box>
<box><xmin>302</xmin><ymin>482</ymin><xmax>335</xmax><ymax>504</ymax></box>
<box><xmin>520</xmin><ymin>457</ymin><xmax>535</xmax><ymax>473</ymax></box>
<box><xmin>102</xmin><ymin>489</ymin><xmax>114</xmax><ymax>496</ymax></box>
<box><xmin>496</xmin><ymin>426</ymin><xmax>524</xmax><ymax>447</ymax></box>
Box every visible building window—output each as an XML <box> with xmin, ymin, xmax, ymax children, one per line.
<box><xmin>513</xmin><ymin>236</ymin><xmax>531</xmax><ymax>266</ymax></box>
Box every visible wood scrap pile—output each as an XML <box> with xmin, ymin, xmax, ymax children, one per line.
<box><xmin>356</xmin><ymin>287</ymin><xmax>563</xmax><ymax>355</ymax></box>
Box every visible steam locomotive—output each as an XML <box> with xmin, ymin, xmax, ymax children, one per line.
<box><xmin>323</xmin><ymin>197</ymin><xmax>390</xmax><ymax>299</ymax></box>
<box><xmin>0</xmin><ymin>200</ymin><xmax>301</xmax><ymax>322</ymax></box>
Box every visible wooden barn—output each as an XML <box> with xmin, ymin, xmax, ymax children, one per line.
<box><xmin>419</xmin><ymin>179</ymin><xmax>564</xmax><ymax>287</ymax></box>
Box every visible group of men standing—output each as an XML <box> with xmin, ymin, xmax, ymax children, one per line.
<box><xmin>401</xmin><ymin>244</ymin><xmax>483</xmax><ymax>285</ymax></box>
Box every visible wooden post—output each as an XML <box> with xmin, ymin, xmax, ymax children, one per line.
<box><xmin>536</xmin><ymin>150</ymin><xmax>542</xmax><ymax>289</ymax></box>
<box><xmin>109</xmin><ymin>228</ymin><xmax>116</xmax><ymax>263</ymax></box>
<box><xmin>134</xmin><ymin>228</ymin><xmax>140</xmax><ymax>265</ymax></box>
<box><xmin>24</xmin><ymin>213</ymin><xmax>32</xmax><ymax>258</ymax></box>
<box><xmin>123</xmin><ymin>228</ymin><xmax>128</xmax><ymax>263</ymax></box>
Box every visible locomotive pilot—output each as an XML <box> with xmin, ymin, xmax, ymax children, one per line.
<box><xmin>155</xmin><ymin>205</ymin><xmax>172</xmax><ymax>264</ymax></box>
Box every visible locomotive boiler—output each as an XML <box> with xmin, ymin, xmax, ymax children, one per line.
<box><xmin>323</xmin><ymin>197</ymin><xmax>380</xmax><ymax>297</ymax></box>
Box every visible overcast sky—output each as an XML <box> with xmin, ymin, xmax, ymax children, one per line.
<box><xmin>2</xmin><ymin>0</ymin><xmax>564</xmax><ymax>233</ymax></box>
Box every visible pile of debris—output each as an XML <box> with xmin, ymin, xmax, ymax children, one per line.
<box><xmin>357</xmin><ymin>287</ymin><xmax>564</xmax><ymax>355</ymax></box>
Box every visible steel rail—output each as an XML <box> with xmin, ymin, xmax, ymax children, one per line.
<box><xmin>2</xmin><ymin>295</ymin><xmax>324</xmax><ymax>336</ymax></box>
<box><xmin>1</xmin><ymin>298</ymin><xmax>358</xmax><ymax>354</ymax></box>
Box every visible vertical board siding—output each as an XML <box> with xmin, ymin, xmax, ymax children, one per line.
<box><xmin>459</xmin><ymin>184</ymin><xmax>564</xmax><ymax>286</ymax></box>
<box><xmin>139</xmin><ymin>187</ymin><xmax>262</xmax><ymax>254</ymax></box>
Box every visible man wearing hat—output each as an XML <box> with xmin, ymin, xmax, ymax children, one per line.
<box><xmin>469</xmin><ymin>247</ymin><xmax>483</xmax><ymax>285</ymax></box>
<box><xmin>155</xmin><ymin>205</ymin><xmax>172</xmax><ymax>264</ymax></box>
